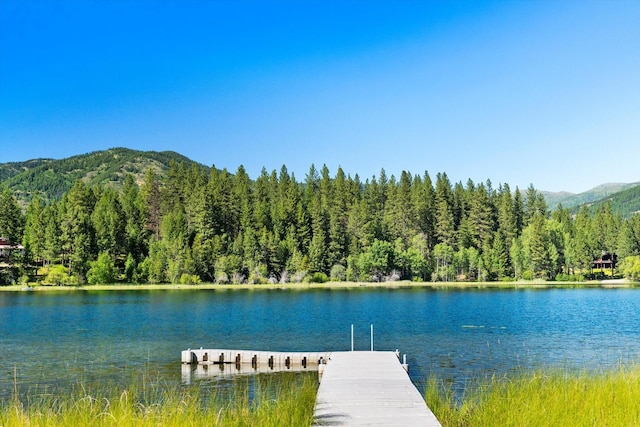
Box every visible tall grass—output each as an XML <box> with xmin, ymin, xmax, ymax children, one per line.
<box><xmin>1</xmin><ymin>372</ymin><xmax>318</xmax><ymax>427</ymax></box>
<box><xmin>426</xmin><ymin>365</ymin><xmax>640</xmax><ymax>426</ymax></box>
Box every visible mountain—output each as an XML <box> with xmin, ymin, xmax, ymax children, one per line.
<box><xmin>602</xmin><ymin>184</ymin><xmax>640</xmax><ymax>217</ymax></box>
<box><xmin>0</xmin><ymin>147</ymin><xmax>209</xmax><ymax>204</ymax></box>
<box><xmin>570</xmin><ymin>184</ymin><xmax>640</xmax><ymax>218</ymax></box>
<box><xmin>0</xmin><ymin>159</ymin><xmax>52</xmax><ymax>182</ymax></box>
<box><xmin>540</xmin><ymin>190</ymin><xmax>575</xmax><ymax>209</ymax></box>
<box><xmin>542</xmin><ymin>182</ymin><xmax>640</xmax><ymax>210</ymax></box>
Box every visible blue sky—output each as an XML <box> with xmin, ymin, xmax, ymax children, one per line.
<box><xmin>1</xmin><ymin>0</ymin><xmax>639</xmax><ymax>193</ymax></box>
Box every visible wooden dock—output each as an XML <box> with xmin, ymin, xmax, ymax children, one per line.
<box><xmin>313</xmin><ymin>351</ymin><xmax>441</xmax><ymax>426</ymax></box>
<box><xmin>182</xmin><ymin>348</ymin><xmax>441</xmax><ymax>426</ymax></box>
<box><xmin>181</xmin><ymin>348</ymin><xmax>331</xmax><ymax>369</ymax></box>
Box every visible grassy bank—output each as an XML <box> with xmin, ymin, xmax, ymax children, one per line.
<box><xmin>426</xmin><ymin>366</ymin><xmax>640</xmax><ymax>426</ymax></box>
<box><xmin>1</xmin><ymin>373</ymin><xmax>318</xmax><ymax>427</ymax></box>
<box><xmin>1</xmin><ymin>278</ymin><xmax>638</xmax><ymax>292</ymax></box>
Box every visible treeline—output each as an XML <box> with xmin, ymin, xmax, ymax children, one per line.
<box><xmin>1</xmin><ymin>162</ymin><xmax>640</xmax><ymax>285</ymax></box>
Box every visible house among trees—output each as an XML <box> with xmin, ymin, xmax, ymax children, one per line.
<box><xmin>592</xmin><ymin>252</ymin><xmax>617</xmax><ymax>270</ymax></box>
<box><xmin>0</xmin><ymin>237</ymin><xmax>25</xmax><ymax>284</ymax></box>
<box><xmin>0</xmin><ymin>237</ymin><xmax>24</xmax><ymax>262</ymax></box>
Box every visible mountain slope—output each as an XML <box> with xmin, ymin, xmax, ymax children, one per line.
<box><xmin>541</xmin><ymin>190</ymin><xmax>575</xmax><ymax>208</ymax></box>
<box><xmin>0</xmin><ymin>159</ymin><xmax>55</xmax><ymax>182</ymax></box>
<box><xmin>543</xmin><ymin>182</ymin><xmax>640</xmax><ymax>210</ymax></box>
<box><xmin>591</xmin><ymin>184</ymin><xmax>640</xmax><ymax>217</ymax></box>
<box><xmin>0</xmin><ymin>147</ymin><xmax>209</xmax><ymax>202</ymax></box>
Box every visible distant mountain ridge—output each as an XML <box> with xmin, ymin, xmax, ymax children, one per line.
<box><xmin>542</xmin><ymin>182</ymin><xmax>640</xmax><ymax>209</ymax></box>
<box><xmin>0</xmin><ymin>147</ymin><xmax>209</xmax><ymax>203</ymax></box>
<box><xmin>540</xmin><ymin>190</ymin><xmax>576</xmax><ymax>209</ymax></box>
<box><xmin>542</xmin><ymin>182</ymin><xmax>640</xmax><ymax>218</ymax></box>
<box><xmin>568</xmin><ymin>184</ymin><xmax>640</xmax><ymax>218</ymax></box>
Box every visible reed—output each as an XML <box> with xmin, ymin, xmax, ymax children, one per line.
<box><xmin>426</xmin><ymin>365</ymin><xmax>640</xmax><ymax>426</ymax></box>
<box><xmin>1</xmin><ymin>372</ymin><xmax>318</xmax><ymax>427</ymax></box>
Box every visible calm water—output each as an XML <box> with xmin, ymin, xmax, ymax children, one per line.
<box><xmin>1</xmin><ymin>287</ymin><xmax>640</xmax><ymax>399</ymax></box>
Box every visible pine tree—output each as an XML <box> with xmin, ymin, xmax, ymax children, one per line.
<box><xmin>63</xmin><ymin>180</ymin><xmax>97</xmax><ymax>280</ymax></box>
<box><xmin>140</xmin><ymin>168</ymin><xmax>162</xmax><ymax>240</ymax></box>
<box><xmin>617</xmin><ymin>215</ymin><xmax>640</xmax><ymax>257</ymax></box>
<box><xmin>92</xmin><ymin>188</ymin><xmax>126</xmax><ymax>257</ymax></box>
<box><xmin>23</xmin><ymin>193</ymin><xmax>46</xmax><ymax>273</ymax></box>
<box><xmin>120</xmin><ymin>174</ymin><xmax>145</xmax><ymax>260</ymax></box>
<box><xmin>592</xmin><ymin>202</ymin><xmax>619</xmax><ymax>255</ymax></box>
<box><xmin>43</xmin><ymin>202</ymin><xmax>61</xmax><ymax>265</ymax></box>
<box><xmin>183</xmin><ymin>164</ymin><xmax>208</xmax><ymax>238</ymax></box>
<box><xmin>434</xmin><ymin>173</ymin><xmax>455</xmax><ymax>247</ymax></box>
<box><xmin>574</xmin><ymin>205</ymin><xmax>595</xmax><ymax>271</ymax></box>
<box><xmin>513</xmin><ymin>187</ymin><xmax>525</xmax><ymax>235</ymax></box>
<box><xmin>524</xmin><ymin>184</ymin><xmax>538</xmax><ymax>225</ymax></box>
<box><xmin>384</xmin><ymin>170</ymin><xmax>415</xmax><ymax>247</ymax></box>
<box><xmin>411</xmin><ymin>172</ymin><xmax>435</xmax><ymax>253</ymax></box>
<box><xmin>467</xmin><ymin>182</ymin><xmax>494</xmax><ymax>250</ymax></box>
<box><xmin>498</xmin><ymin>183</ymin><xmax>517</xmax><ymax>246</ymax></box>
<box><xmin>0</xmin><ymin>186</ymin><xmax>23</xmax><ymax>244</ymax></box>
<box><xmin>526</xmin><ymin>213</ymin><xmax>551</xmax><ymax>279</ymax></box>
<box><xmin>254</xmin><ymin>167</ymin><xmax>272</xmax><ymax>232</ymax></box>
<box><xmin>328</xmin><ymin>167</ymin><xmax>349</xmax><ymax>268</ymax></box>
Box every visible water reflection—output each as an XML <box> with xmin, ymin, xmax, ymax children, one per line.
<box><xmin>181</xmin><ymin>362</ymin><xmax>320</xmax><ymax>384</ymax></box>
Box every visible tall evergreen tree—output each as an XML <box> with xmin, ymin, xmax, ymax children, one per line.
<box><xmin>525</xmin><ymin>212</ymin><xmax>551</xmax><ymax>279</ymax></box>
<box><xmin>63</xmin><ymin>180</ymin><xmax>97</xmax><ymax>280</ymax></box>
<box><xmin>0</xmin><ymin>186</ymin><xmax>23</xmax><ymax>244</ymax></box>
<box><xmin>434</xmin><ymin>173</ymin><xmax>455</xmax><ymax>247</ymax></box>
<box><xmin>617</xmin><ymin>215</ymin><xmax>640</xmax><ymax>257</ymax></box>
<box><xmin>592</xmin><ymin>202</ymin><xmax>619</xmax><ymax>255</ymax></box>
<box><xmin>411</xmin><ymin>172</ymin><xmax>435</xmax><ymax>252</ymax></box>
<box><xmin>467</xmin><ymin>182</ymin><xmax>494</xmax><ymax>250</ymax></box>
<box><xmin>140</xmin><ymin>168</ymin><xmax>162</xmax><ymax>240</ymax></box>
<box><xmin>23</xmin><ymin>193</ymin><xmax>46</xmax><ymax>272</ymax></box>
<box><xmin>328</xmin><ymin>167</ymin><xmax>349</xmax><ymax>268</ymax></box>
<box><xmin>43</xmin><ymin>202</ymin><xmax>61</xmax><ymax>266</ymax></box>
<box><xmin>120</xmin><ymin>174</ymin><xmax>145</xmax><ymax>259</ymax></box>
<box><xmin>384</xmin><ymin>170</ymin><xmax>415</xmax><ymax>247</ymax></box>
<box><xmin>524</xmin><ymin>184</ymin><xmax>538</xmax><ymax>225</ymax></box>
<box><xmin>92</xmin><ymin>188</ymin><xmax>126</xmax><ymax>257</ymax></box>
<box><xmin>513</xmin><ymin>187</ymin><xmax>525</xmax><ymax>235</ymax></box>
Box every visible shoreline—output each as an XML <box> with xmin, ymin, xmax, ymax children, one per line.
<box><xmin>1</xmin><ymin>278</ymin><xmax>637</xmax><ymax>292</ymax></box>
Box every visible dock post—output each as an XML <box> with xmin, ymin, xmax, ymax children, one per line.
<box><xmin>370</xmin><ymin>324</ymin><xmax>374</xmax><ymax>351</ymax></box>
<box><xmin>318</xmin><ymin>357</ymin><xmax>325</xmax><ymax>381</ymax></box>
<box><xmin>351</xmin><ymin>324</ymin><xmax>354</xmax><ymax>352</ymax></box>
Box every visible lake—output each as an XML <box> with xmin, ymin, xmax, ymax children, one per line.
<box><xmin>1</xmin><ymin>287</ymin><xmax>640</xmax><ymax>400</ymax></box>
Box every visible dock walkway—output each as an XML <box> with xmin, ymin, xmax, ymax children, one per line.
<box><xmin>313</xmin><ymin>351</ymin><xmax>441</xmax><ymax>426</ymax></box>
<box><xmin>182</xmin><ymin>347</ymin><xmax>441</xmax><ymax>425</ymax></box>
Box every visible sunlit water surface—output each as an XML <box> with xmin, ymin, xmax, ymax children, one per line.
<box><xmin>1</xmin><ymin>287</ymin><xmax>640</xmax><ymax>399</ymax></box>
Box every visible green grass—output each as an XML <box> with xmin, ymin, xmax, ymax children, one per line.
<box><xmin>426</xmin><ymin>366</ymin><xmax>640</xmax><ymax>426</ymax></box>
<box><xmin>1</xmin><ymin>372</ymin><xmax>318</xmax><ymax>427</ymax></box>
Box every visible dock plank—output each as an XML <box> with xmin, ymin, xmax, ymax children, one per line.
<box><xmin>313</xmin><ymin>351</ymin><xmax>441</xmax><ymax>426</ymax></box>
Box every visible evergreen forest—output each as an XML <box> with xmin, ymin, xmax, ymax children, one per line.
<box><xmin>2</xmin><ymin>160</ymin><xmax>640</xmax><ymax>285</ymax></box>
